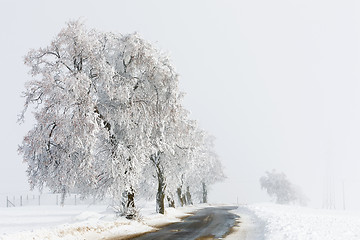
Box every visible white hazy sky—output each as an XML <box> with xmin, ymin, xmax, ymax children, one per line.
<box><xmin>1</xmin><ymin>0</ymin><xmax>360</xmax><ymax>210</ymax></box>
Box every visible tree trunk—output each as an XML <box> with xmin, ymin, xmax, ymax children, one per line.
<box><xmin>167</xmin><ymin>195</ymin><xmax>175</xmax><ymax>208</ymax></box>
<box><xmin>125</xmin><ymin>188</ymin><xmax>136</xmax><ymax>219</ymax></box>
<box><xmin>186</xmin><ymin>186</ymin><xmax>193</xmax><ymax>205</ymax></box>
<box><xmin>202</xmin><ymin>182</ymin><xmax>208</xmax><ymax>203</ymax></box>
<box><xmin>177</xmin><ymin>187</ymin><xmax>187</xmax><ymax>207</ymax></box>
<box><xmin>156</xmin><ymin>169</ymin><xmax>166</xmax><ymax>214</ymax></box>
<box><xmin>177</xmin><ymin>187</ymin><xmax>184</xmax><ymax>207</ymax></box>
<box><xmin>151</xmin><ymin>152</ymin><xmax>166</xmax><ymax>214</ymax></box>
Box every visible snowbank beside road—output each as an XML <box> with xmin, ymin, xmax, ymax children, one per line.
<box><xmin>232</xmin><ymin>203</ymin><xmax>360</xmax><ymax>240</ymax></box>
<box><xmin>0</xmin><ymin>204</ymin><xmax>200</xmax><ymax>240</ymax></box>
<box><xmin>225</xmin><ymin>206</ymin><xmax>265</xmax><ymax>240</ymax></box>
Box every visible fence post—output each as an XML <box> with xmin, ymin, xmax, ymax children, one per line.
<box><xmin>6</xmin><ymin>196</ymin><xmax>15</xmax><ymax>207</ymax></box>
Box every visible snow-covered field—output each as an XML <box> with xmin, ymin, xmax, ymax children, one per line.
<box><xmin>229</xmin><ymin>203</ymin><xmax>360</xmax><ymax>240</ymax></box>
<box><xmin>0</xmin><ymin>203</ymin><xmax>200</xmax><ymax>240</ymax></box>
<box><xmin>3</xmin><ymin>202</ymin><xmax>360</xmax><ymax>240</ymax></box>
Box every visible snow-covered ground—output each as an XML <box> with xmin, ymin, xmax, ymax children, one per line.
<box><xmin>3</xmin><ymin>202</ymin><xmax>360</xmax><ymax>240</ymax></box>
<box><xmin>0</xmin><ymin>202</ymin><xmax>201</xmax><ymax>240</ymax></box>
<box><xmin>229</xmin><ymin>203</ymin><xmax>360</xmax><ymax>240</ymax></box>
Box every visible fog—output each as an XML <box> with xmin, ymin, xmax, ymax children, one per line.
<box><xmin>1</xmin><ymin>0</ymin><xmax>360</xmax><ymax>210</ymax></box>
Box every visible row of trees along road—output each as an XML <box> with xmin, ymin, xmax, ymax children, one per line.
<box><xmin>18</xmin><ymin>21</ymin><xmax>225</xmax><ymax>218</ymax></box>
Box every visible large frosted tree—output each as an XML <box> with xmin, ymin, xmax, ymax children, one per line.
<box><xmin>19</xmin><ymin>20</ymin><xmax>225</xmax><ymax>217</ymax></box>
<box><xmin>19</xmin><ymin>21</ymin><xmax>167</xmax><ymax>215</ymax></box>
<box><xmin>19</xmin><ymin>22</ymin><xmax>103</xmax><ymax>204</ymax></box>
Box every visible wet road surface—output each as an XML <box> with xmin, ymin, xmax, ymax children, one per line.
<box><xmin>131</xmin><ymin>206</ymin><xmax>238</xmax><ymax>240</ymax></box>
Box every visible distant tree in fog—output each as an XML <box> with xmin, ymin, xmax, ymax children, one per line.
<box><xmin>260</xmin><ymin>170</ymin><xmax>308</xmax><ymax>205</ymax></box>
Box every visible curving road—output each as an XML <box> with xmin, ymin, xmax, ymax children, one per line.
<box><xmin>130</xmin><ymin>206</ymin><xmax>239</xmax><ymax>240</ymax></box>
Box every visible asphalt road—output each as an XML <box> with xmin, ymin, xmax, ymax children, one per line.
<box><xmin>131</xmin><ymin>206</ymin><xmax>239</xmax><ymax>240</ymax></box>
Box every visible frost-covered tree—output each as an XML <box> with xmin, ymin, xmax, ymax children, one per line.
<box><xmin>110</xmin><ymin>32</ymin><xmax>183</xmax><ymax>215</ymax></box>
<box><xmin>19</xmin><ymin>22</ymin><xmax>104</xmax><ymax>205</ymax></box>
<box><xmin>146</xmin><ymin>106</ymin><xmax>200</xmax><ymax>213</ymax></box>
<box><xmin>19</xmin><ymin>20</ymin><xmax>225</xmax><ymax>217</ymax></box>
<box><xmin>195</xmin><ymin>134</ymin><xmax>225</xmax><ymax>203</ymax></box>
<box><xmin>180</xmin><ymin>131</ymin><xmax>225</xmax><ymax>204</ymax></box>
<box><xmin>18</xmin><ymin>21</ymin><xmax>172</xmax><ymax>216</ymax></box>
<box><xmin>260</xmin><ymin>170</ymin><xmax>307</xmax><ymax>205</ymax></box>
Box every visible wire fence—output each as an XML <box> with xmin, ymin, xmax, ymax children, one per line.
<box><xmin>1</xmin><ymin>193</ymin><xmax>101</xmax><ymax>208</ymax></box>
